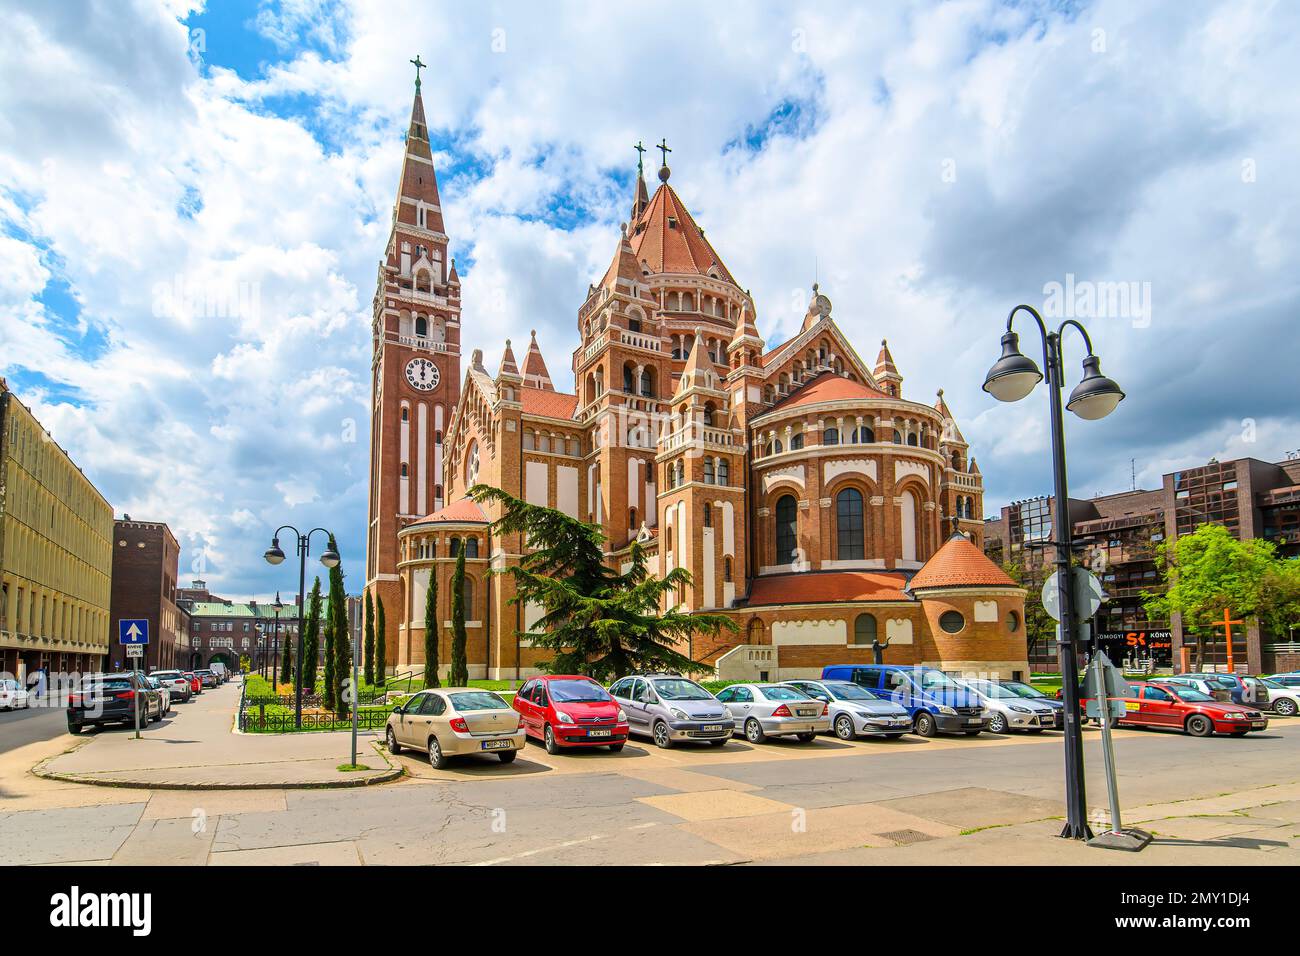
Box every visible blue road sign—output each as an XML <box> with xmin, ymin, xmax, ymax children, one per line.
<box><xmin>118</xmin><ymin>619</ymin><xmax>150</xmax><ymax>645</ymax></box>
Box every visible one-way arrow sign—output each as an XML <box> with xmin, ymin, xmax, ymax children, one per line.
<box><xmin>118</xmin><ymin>619</ymin><xmax>150</xmax><ymax>645</ymax></box>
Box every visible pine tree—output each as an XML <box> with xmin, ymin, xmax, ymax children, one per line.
<box><xmin>375</xmin><ymin>595</ymin><xmax>387</xmax><ymax>688</ymax></box>
<box><xmin>363</xmin><ymin>591</ymin><xmax>375</xmax><ymax>687</ymax></box>
<box><xmin>327</xmin><ymin>534</ymin><xmax>352</xmax><ymax>719</ymax></box>
<box><xmin>470</xmin><ymin>484</ymin><xmax>736</xmax><ymax>680</ymax></box>
<box><xmin>423</xmin><ymin>566</ymin><xmax>440</xmax><ymax>688</ymax></box>
<box><xmin>279</xmin><ymin>626</ymin><xmax>293</xmax><ymax>686</ymax></box>
<box><xmin>449</xmin><ymin>548</ymin><xmax>469</xmax><ymax>686</ymax></box>
<box><xmin>301</xmin><ymin>577</ymin><xmax>322</xmax><ymax>692</ymax></box>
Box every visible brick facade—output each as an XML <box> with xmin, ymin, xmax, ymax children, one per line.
<box><xmin>107</xmin><ymin>519</ymin><xmax>184</xmax><ymax>672</ymax></box>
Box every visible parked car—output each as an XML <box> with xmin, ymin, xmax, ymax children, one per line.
<box><xmin>1176</xmin><ymin>672</ymin><xmax>1266</xmax><ymax>706</ymax></box>
<box><xmin>715</xmin><ymin>683</ymin><xmax>830</xmax><ymax>743</ymax></box>
<box><xmin>67</xmin><ymin>673</ymin><xmax>163</xmax><ymax>733</ymax></box>
<box><xmin>210</xmin><ymin>662</ymin><xmax>228</xmax><ymax>682</ymax></box>
<box><xmin>823</xmin><ymin>664</ymin><xmax>988</xmax><ymax>737</ymax></box>
<box><xmin>0</xmin><ymin>678</ymin><xmax>30</xmax><ymax>711</ymax></box>
<box><xmin>183</xmin><ymin>672</ymin><xmax>202</xmax><ymax>695</ymax></box>
<box><xmin>1160</xmin><ymin>674</ymin><xmax>1232</xmax><ymax>702</ymax></box>
<box><xmin>387</xmin><ymin>687</ymin><xmax>524</xmax><ymax>767</ymax></box>
<box><xmin>609</xmin><ymin>674</ymin><xmax>733</xmax><ymax>748</ymax></box>
<box><xmin>512</xmin><ymin>675</ymin><xmax>629</xmax><ymax>753</ymax></box>
<box><xmin>149</xmin><ymin>670</ymin><xmax>192</xmax><ymax>703</ymax></box>
<box><xmin>1100</xmin><ymin>681</ymin><xmax>1268</xmax><ymax>737</ymax></box>
<box><xmin>143</xmin><ymin>674</ymin><xmax>172</xmax><ymax>716</ymax></box>
<box><xmin>782</xmin><ymin>679</ymin><xmax>911</xmax><ymax>740</ymax></box>
<box><xmin>957</xmin><ymin>678</ymin><xmax>1060</xmax><ymax>733</ymax></box>
<box><xmin>1258</xmin><ymin>678</ymin><xmax>1300</xmax><ymax>717</ymax></box>
<box><xmin>1000</xmin><ymin>680</ymin><xmax>1066</xmax><ymax>717</ymax></box>
<box><xmin>194</xmin><ymin>669</ymin><xmax>219</xmax><ymax>688</ymax></box>
<box><xmin>1264</xmin><ymin>672</ymin><xmax>1300</xmax><ymax>690</ymax></box>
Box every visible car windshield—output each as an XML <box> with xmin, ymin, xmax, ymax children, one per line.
<box><xmin>761</xmin><ymin>686</ymin><xmax>809</xmax><ymax>701</ymax></box>
<box><xmin>1169</xmin><ymin>687</ymin><xmax>1215</xmax><ymax>703</ymax></box>
<box><xmin>651</xmin><ymin>679</ymin><xmax>712</xmax><ymax>700</ymax></box>
<box><xmin>1</xmin><ymin>679</ymin><xmax>19</xmax><ymax>690</ymax></box>
<box><xmin>1261</xmin><ymin>679</ymin><xmax>1282</xmax><ymax>688</ymax></box>
<box><xmin>1003</xmin><ymin>681</ymin><xmax>1047</xmax><ymax>699</ymax></box>
<box><xmin>154</xmin><ymin>671</ymin><xmax>181</xmax><ymax>678</ymax></box>
<box><xmin>918</xmin><ymin>671</ymin><xmax>962</xmax><ymax>690</ymax></box>
<box><xmin>825</xmin><ymin>682</ymin><xmax>877</xmax><ymax>701</ymax></box>
<box><xmin>91</xmin><ymin>679</ymin><xmax>133</xmax><ymax>692</ymax></box>
<box><xmin>969</xmin><ymin>681</ymin><xmax>1018</xmax><ymax>699</ymax></box>
<box><xmin>448</xmin><ymin>691</ymin><xmax>509</xmax><ymax>711</ymax></box>
<box><xmin>548</xmin><ymin>680</ymin><xmax>611</xmax><ymax>703</ymax></box>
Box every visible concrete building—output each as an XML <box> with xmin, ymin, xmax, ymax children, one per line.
<box><xmin>107</xmin><ymin>517</ymin><xmax>185</xmax><ymax>672</ymax></box>
<box><xmin>366</xmin><ymin>78</ymin><xmax>1027</xmax><ymax>682</ymax></box>
<box><xmin>985</xmin><ymin>454</ymin><xmax>1300</xmax><ymax>674</ymax></box>
<box><xmin>0</xmin><ymin>379</ymin><xmax>113</xmax><ymax>681</ymax></box>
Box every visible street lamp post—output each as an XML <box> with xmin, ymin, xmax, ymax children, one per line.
<box><xmin>263</xmin><ymin>527</ymin><xmax>340</xmax><ymax>729</ymax></box>
<box><xmin>983</xmin><ymin>304</ymin><xmax>1125</xmax><ymax>841</ymax></box>
<box><xmin>272</xmin><ymin>592</ymin><xmax>284</xmax><ymax>688</ymax></box>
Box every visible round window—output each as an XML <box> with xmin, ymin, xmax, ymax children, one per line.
<box><xmin>1006</xmin><ymin>610</ymin><xmax>1020</xmax><ymax>633</ymax></box>
<box><xmin>939</xmin><ymin>610</ymin><xmax>965</xmax><ymax>634</ymax></box>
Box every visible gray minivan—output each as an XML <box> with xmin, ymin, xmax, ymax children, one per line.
<box><xmin>609</xmin><ymin>674</ymin><xmax>734</xmax><ymax>748</ymax></box>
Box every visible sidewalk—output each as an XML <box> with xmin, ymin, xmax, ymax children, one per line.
<box><xmin>33</xmin><ymin>680</ymin><xmax>400</xmax><ymax>789</ymax></box>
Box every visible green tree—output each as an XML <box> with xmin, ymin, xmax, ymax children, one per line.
<box><xmin>423</xmin><ymin>566</ymin><xmax>440</xmax><ymax>688</ymax></box>
<box><xmin>239</xmin><ymin>654</ymin><xmax>251</xmax><ymax>673</ymax></box>
<box><xmin>1258</xmin><ymin>559</ymin><xmax>1300</xmax><ymax>643</ymax></box>
<box><xmin>279</xmin><ymin>626</ymin><xmax>293</xmax><ymax>686</ymax></box>
<box><xmin>363</xmin><ymin>591</ymin><xmax>375</xmax><ymax>686</ymax></box>
<box><xmin>1001</xmin><ymin>558</ymin><xmax>1054</xmax><ymax>659</ymax></box>
<box><xmin>470</xmin><ymin>484</ymin><xmax>737</xmax><ymax>681</ymax></box>
<box><xmin>301</xmin><ymin>577</ymin><xmax>322</xmax><ymax>692</ymax></box>
<box><xmin>1144</xmin><ymin>523</ymin><xmax>1276</xmax><ymax>668</ymax></box>
<box><xmin>375</xmin><ymin>595</ymin><xmax>387</xmax><ymax>688</ymax></box>
<box><xmin>322</xmin><ymin>599</ymin><xmax>336</xmax><ymax>710</ymax></box>
<box><xmin>449</xmin><ymin>549</ymin><xmax>470</xmax><ymax>686</ymax></box>
<box><xmin>327</xmin><ymin>535</ymin><xmax>352</xmax><ymax>719</ymax></box>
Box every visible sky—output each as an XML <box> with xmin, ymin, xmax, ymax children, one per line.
<box><xmin>2</xmin><ymin>0</ymin><xmax>1298</xmax><ymax>600</ymax></box>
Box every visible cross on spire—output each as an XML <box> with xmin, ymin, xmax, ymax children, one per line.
<box><xmin>657</xmin><ymin>138</ymin><xmax>672</xmax><ymax>167</ymax></box>
<box><xmin>634</xmin><ymin>140</ymin><xmax>646</xmax><ymax>175</ymax></box>
<box><xmin>410</xmin><ymin>55</ymin><xmax>426</xmax><ymax>92</ymax></box>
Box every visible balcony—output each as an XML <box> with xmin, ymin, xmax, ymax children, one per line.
<box><xmin>661</xmin><ymin>425</ymin><xmax>738</xmax><ymax>454</ymax></box>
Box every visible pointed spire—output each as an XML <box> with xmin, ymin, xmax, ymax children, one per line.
<box><xmin>521</xmin><ymin>330</ymin><xmax>554</xmax><ymax>391</ymax></box>
<box><xmin>969</xmin><ymin>457</ymin><xmax>980</xmax><ymax>474</ymax></box>
<box><xmin>600</xmin><ymin>223</ymin><xmax>643</xmax><ymax>292</ymax></box>
<box><xmin>447</xmin><ymin>257</ymin><xmax>459</xmax><ymax>284</ymax></box>
<box><xmin>935</xmin><ymin>388</ymin><xmax>967</xmax><ymax>444</ymax></box>
<box><xmin>631</xmin><ymin>141</ymin><xmax>650</xmax><ymax>222</ymax></box>
<box><xmin>874</xmin><ymin>338</ymin><xmax>903</xmax><ymax>395</ymax></box>
<box><xmin>802</xmin><ymin>283</ymin><xmax>832</xmax><ymax>332</ymax></box>
<box><xmin>677</xmin><ymin>328</ymin><xmax>714</xmax><ymax>395</ymax></box>
<box><xmin>730</xmin><ymin>299</ymin><xmax>760</xmax><ymax>345</ymax></box>
<box><xmin>498</xmin><ymin>339</ymin><xmax>519</xmax><ymax>378</ymax></box>
<box><xmin>393</xmin><ymin>68</ymin><xmax>444</xmax><ymax>235</ymax></box>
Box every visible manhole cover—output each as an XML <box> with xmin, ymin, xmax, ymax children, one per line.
<box><xmin>876</xmin><ymin>829</ymin><xmax>934</xmax><ymax>845</ymax></box>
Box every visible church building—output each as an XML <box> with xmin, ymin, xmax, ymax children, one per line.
<box><xmin>365</xmin><ymin>77</ymin><xmax>1029</xmax><ymax>683</ymax></box>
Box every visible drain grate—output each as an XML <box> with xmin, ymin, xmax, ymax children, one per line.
<box><xmin>876</xmin><ymin>828</ymin><xmax>935</xmax><ymax>845</ymax></box>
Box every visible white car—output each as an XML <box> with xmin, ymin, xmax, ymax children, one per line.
<box><xmin>1259</xmin><ymin>678</ymin><xmax>1300</xmax><ymax>717</ymax></box>
<box><xmin>149</xmin><ymin>670</ymin><xmax>193</xmax><ymax>703</ymax></box>
<box><xmin>715</xmin><ymin>683</ymin><xmax>831</xmax><ymax>743</ymax></box>
<box><xmin>143</xmin><ymin>674</ymin><xmax>173</xmax><ymax>716</ymax></box>
<box><xmin>957</xmin><ymin>678</ymin><xmax>1056</xmax><ymax>734</ymax></box>
<box><xmin>0</xmin><ymin>678</ymin><xmax>30</xmax><ymax>711</ymax></box>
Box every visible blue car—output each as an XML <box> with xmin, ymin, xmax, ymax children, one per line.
<box><xmin>821</xmin><ymin>664</ymin><xmax>988</xmax><ymax>737</ymax></box>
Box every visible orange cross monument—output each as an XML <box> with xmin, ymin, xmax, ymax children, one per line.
<box><xmin>1211</xmin><ymin>607</ymin><xmax>1245</xmax><ymax>672</ymax></box>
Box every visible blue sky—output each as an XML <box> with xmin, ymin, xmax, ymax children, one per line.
<box><xmin>2</xmin><ymin>0</ymin><xmax>1299</xmax><ymax>599</ymax></box>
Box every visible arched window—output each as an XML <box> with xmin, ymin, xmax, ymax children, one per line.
<box><xmin>400</xmin><ymin>463</ymin><xmax>408</xmax><ymax>477</ymax></box>
<box><xmin>465</xmin><ymin>440</ymin><xmax>480</xmax><ymax>486</ymax></box>
<box><xmin>892</xmin><ymin>429</ymin><xmax>903</xmax><ymax>444</ymax></box>
<box><xmin>464</xmin><ymin>537</ymin><xmax>479</xmax><ymax>558</ymax></box>
<box><xmin>854</xmin><ymin>614</ymin><xmax>877</xmax><ymax>645</ymax></box>
<box><xmin>415</xmin><ymin>316</ymin><xmax>428</xmax><ymax>338</ymax></box>
<box><xmin>449</xmin><ymin>537</ymin><xmax>460</xmax><ymax>557</ymax></box>
<box><xmin>775</xmin><ymin>495</ymin><xmax>798</xmax><ymax>565</ymax></box>
<box><xmin>704</xmin><ymin>458</ymin><xmax>715</xmax><ymax>484</ymax></box>
<box><xmin>629</xmin><ymin>508</ymin><xmax>637</xmax><ymax>532</ymax></box>
<box><xmin>461</xmin><ymin>576</ymin><xmax>475</xmax><ymax>612</ymax></box>
<box><xmin>724</xmin><ymin>556</ymin><xmax>733</xmax><ymax>582</ymax></box>
<box><xmin>717</xmin><ymin>459</ymin><xmax>729</xmax><ymax>485</ymax></box>
<box><xmin>836</xmin><ymin>488</ymin><xmax>865</xmax><ymax>560</ymax></box>
<box><xmin>824</xmin><ymin>425</ymin><xmax>839</xmax><ymax>445</ymax></box>
<box><xmin>790</xmin><ymin>432</ymin><xmax>804</xmax><ymax>450</ymax></box>
<box><xmin>401</xmin><ymin>407</ymin><xmax>409</xmax><ymax>422</ymax></box>
<box><xmin>703</xmin><ymin>503</ymin><xmax>712</xmax><ymax>528</ymax></box>
<box><xmin>703</xmin><ymin>403</ymin><xmax>715</xmax><ymax>426</ymax></box>
<box><xmin>640</xmin><ymin>368</ymin><xmax>654</xmax><ymax>397</ymax></box>
<box><xmin>676</xmin><ymin>460</ymin><xmax>684</xmax><ymax>485</ymax></box>
<box><xmin>623</xmin><ymin>365</ymin><xmax>635</xmax><ymax>393</ymax></box>
<box><xmin>907</xmin><ymin>433</ymin><xmax>919</xmax><ymax>447</ymax></box>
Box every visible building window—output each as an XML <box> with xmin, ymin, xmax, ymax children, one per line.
<box><xmin>464</xmin><ymin>537</ymin><xmax>479</xmax><ymax>558</ymax></box>
<box><xmin>836</xmin><ymin>488</ymin><xmax>865</xmax><ymax>560</ymax></box>
<box><xmin>724</xmin><ymin>556</ymin><xmax>733</xmax><ymax>582</ymax></box>
<box><xmin>718</xmin><ymin>459</ymin><xmax>729</xmax><ymax>485</ymax></box>
<box><xmin>939</xmin><ymin>610</ymin><xmax>965</xmax><ymax>633</ymax></box>
<box><xmin>775</xmin><ymin>495</ymin><xmax>798</xmax><ymax>565</ymax></box>
<box><xmin>853</xmin><ymin>613</ymin><xmax>877</xmax><ymax>645</ymax></box>
<box><xmin>790</xmin><ymin>432</ymin><xmax>804</xmax><ymax>450</ymax></box>
<box><xmin>629</xmin><ymin>508</ymin><xmax>637</xmax><ymax>532</ymax></box>
<box><xmin>449</xmin><ymin>537</ymin><xmax>460</xmax><ymax>557</ymax></box>
<box><xmin>703</xmin><ymin>503</ymin><xmax>712</xmax><ymax>528</ymax></box>
<box><xmin>704</xmin><ymin>458</ymin><xmax>714</xmax><ymax>484</ymax></box>
<box><xmin>415</xmin><ymin>316</ymin><xmax>428</xmax><ymax>338</ymax></box>
<box><xmin>1006</xmin><ymin>610</ymin><xmax>1020</xmax><ymax>633</ymax></box>
<box><xmin>824</xmin><ymin>426</ymin><xmax>839</xmax><ymax>445</ymax></box>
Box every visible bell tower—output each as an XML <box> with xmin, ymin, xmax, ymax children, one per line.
<box><xmin>364</xmin><ymin>57</ymin><xmax>462</xmax><ymax>667</ymax></box>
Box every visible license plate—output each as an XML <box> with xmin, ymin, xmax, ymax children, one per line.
<box><xmin>796</xmin><ymin>710</ymin><xmax>817</xmax><ymax>718</ymax></box>
<box><xmin>965</xmin><ymin>719</ymin><xmax>982</xmax><ymax>725</ymax></box>
<box><xmin>587</xmin><ymin>729</ymin><xmax>612</xmax><ymax>737</ymax></box>
<box><xmin>1252</xmin><ymin>721</ymin><xmax>1266</xmax><ymax>729</ymax></box>
<box><xmin>701</xmin><ymin>724</ymin><xmax>723</xmax><ymax>732</ymax></box>
<box><xmin>480</xmin><ymin>739</ymin><xmax>513</xmax><ymax>751</ymax></box>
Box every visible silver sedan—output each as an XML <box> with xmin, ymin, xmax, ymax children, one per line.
<box><xmin>957</xmin><ymin>678</ymin><xmax>1055</xmax><ymax>733</ymax></box>
<box><xmin>715</xmin><ymin>683</ymin><xmax>830</xmax><ymax>743</ymax></box>
<box><xmin>783</xmin><ymin>679</ymin><xmax>913</xmax><ymax>739</ymax></box>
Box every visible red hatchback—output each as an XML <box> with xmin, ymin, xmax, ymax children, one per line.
<box><xmin>513</xmin><ymin>675</ymin><xmax>629</xmax><ymax>754</ymax></box>
<box><xmin>1109</xmin><ymin>681</ymin><xmax>1269</xmax><ymax>737</ymax></box>
<box><xmin>183</xmin><ymin>672</ymin><xmax>202</xmax><ymax>695</ymax></box>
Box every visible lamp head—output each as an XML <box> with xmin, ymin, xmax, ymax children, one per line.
<box><xmin>982</xmin><ymin>330</ymin><xmax>1043</xmax><ymax>403</ymax></box>
<box><xmin>1067</xmin><ymin>354</ymin><xmax>1125</xmax><ymax>420</ymax></box>
<box><xmin>320</xmin><ymin>545</ymin><xmax>341</xmax><ymax>569</ymax></box>
<box><xmin>263</xmin><ymin>538</ymin><xmax>286</xmax><ymax>566</ymax></box>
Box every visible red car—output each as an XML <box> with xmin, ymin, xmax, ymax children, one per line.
<box><xmin>183</xmin><ymin>672</ymin><xmax>202</xmax><ymax>695</ymax></box>
<box><xmin>1105</xmin><ymin>681</ymin><xmax>1269</xmax><ymax>737</ymax></box>
<box><xmin>513</xmin><ymin>675</ymin><xmax>629</xmax><ymax>754</ymax></box>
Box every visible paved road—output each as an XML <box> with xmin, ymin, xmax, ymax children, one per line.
<box><xmin>3</xmin><ymin>685</ymin><xmax>1299</xmax><ymax>864</ymax></box>
<box><xmin>0</xmin><ymin>701</ymin><xmax>70</xmax><ymax>754</ymax></box>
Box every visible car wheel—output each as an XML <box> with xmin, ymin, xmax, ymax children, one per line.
<box><xmin>1275</xmin><ymin>698</ymin><xmax>1297</xmax><ymax>717</ymax></box>
<box><xmin>543</xmin><ymin>724</ymin><xmax>561</xmax><ymax>755</ymax></box>
<box><xmin>796</xmin><ymin>732</ymin><xmax>817</xmax><ymax>743</ymax></box>
<box><xmin>608</xmin><ymin>743</ymin><xmax>624</xmax><ymax>752</ymax></box>
<box><xmin>386</xmin><ymin>728</ymin><xmax>402</xmax><ymax>754</ymax></box>
<box><xmin>914</xmin><ymin>712</ymin><xmax>936</xmax><ymax>738</ymax></box>
<box><xmin>67</xmin><ymin>722</ymin><xmax>82</xmax><ymax>735</ymax></box>
<box><xmin>498</xmin><ymin>750</ymin><xmax>518</xmax><ymax>763</ymax></box>
<box><xmin>744</xmin><ymin>718</ymin><xmax>766</xmax><ymax>743</ymax></box>
<box><xmin>428</xmin><ymin>735</ymin><xmax>448</xmax><ymax>769</ymax></box>
<box><xmin>987</xmin><ymin>712</ymin><xmax>1008</xmax><ymax>734</ymax></box>
<box><xmin>1186</xmin><ymin>714</ymin><xmax>1214</xmax><ymax>737</ymax></box>
<box><xmin>652</xmin><ymin>720</ymin><xmax>673</xmax><ymax>749</ymax></box>
<box><xmin>834</xmin><ymin>714</ymin><xmax>856</xmax><ymax>740</ymax></box>
<box><xmin>709</xmin><ymin>738</ymin><xmax>728</xmax><ymax>747</ymax></box>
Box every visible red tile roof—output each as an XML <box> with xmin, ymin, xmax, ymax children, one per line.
<box><xmin>520</xmin><ymin>386</ymin><xmax>577</xmax><ymax>420</ymax></box>
<box><xmin>630</xmin><ymin>183</ymin><xmax>736</xmax><ymax>284</ymax></box>
<box><xmin>767</xmin><ymin>372</ymin><xmax>891</xmax><ymax>412</ymax></box>
<box><xmin>746</xmin><ymin>571</ymin><xmax>911</xmax><ymax>607</ymax></box>
<box><xmin>410</xmin><ymin>497</ymin><xmax>487</xmax><ymax>526</ymax></box>
<box><xmin>908</xmin><ymin>534</ymin><xmax>1018</xmax><ymax>590</ymax></box>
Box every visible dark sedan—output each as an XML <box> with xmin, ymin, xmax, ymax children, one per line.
<box><xmin>67</xmin><ymin>673</ymin><xmax>163</xmax><ymax>733</ymax></box>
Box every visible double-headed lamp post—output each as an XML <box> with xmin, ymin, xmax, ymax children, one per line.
<box><xmin>272</xmin><ymin>591</ymin><xmax>284</xmax><ymax>687</ymax></box>
<box><xmin>983</xmin><ymin>304</ymin><xmax>1126</xmax><ymax>841</ymax></box>
<box><xmin>263</xmin><ymin>526</ymin><xmax>339</xmax><ymax>729</ymax></box>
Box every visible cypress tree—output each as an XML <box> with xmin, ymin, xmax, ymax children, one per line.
<box><xmin>363</xmin><ymin>591</ymin><xmax>375</xmax><ymax>687</ymax></box>
<box><xmin>423</xmin><ymin>568</ymin><xmax>439</xmax><ymax>688</ymax></box>
<box><xmin>279</xmin><ymin>627</ymin><xmax>293</xmax><ymax>686</ymax></box>
<box><xmin>301</xmin><ymin>577</ymin><xmax>322</xmax><ymax>692</ymax></box>
<box><xmin>375</xmin><ymin>595</ymin><xmax>387</xmax><ymax>688</ymax></box>
<box><xmin>449</xmin><ymin>549</ymin><xmax>469</xmax><ymax>686</ymax></box>
<box><xmin>327</xmin><ymin>534</ymin><xmax>351</xmax><ymax>719</ymax></box>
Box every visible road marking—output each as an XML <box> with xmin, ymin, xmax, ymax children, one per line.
<box><xmin>471</xmin><ymin>833</ymin><xmax>607</xmax><ymax>865</ymax></box>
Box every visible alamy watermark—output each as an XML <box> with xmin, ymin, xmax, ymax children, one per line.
<box><xmin>1042</xmin><ymin>273</ymin><xmax>1151</xmax><ymax>328</ymax></box>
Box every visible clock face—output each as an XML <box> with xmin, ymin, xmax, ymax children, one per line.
<box><xmin>405</xmin><ymin>357</ymin><xmax>440</xmax><ymax>391</ymax></box>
